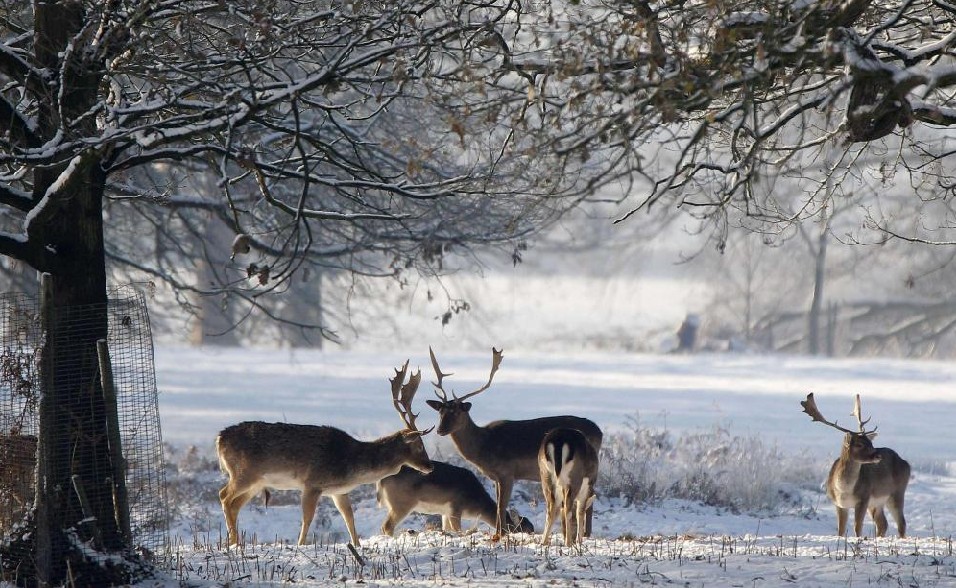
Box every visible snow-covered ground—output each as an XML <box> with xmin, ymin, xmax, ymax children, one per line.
<box><xmin>142</xmin><ymin>346</ymin><xmax>956</xmax><ymax>587</ymax></box>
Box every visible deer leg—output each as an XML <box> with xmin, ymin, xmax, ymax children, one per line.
<box><xmin>562</xmin><ymin>487</ymin><xmax>574</xmax><ymax>547</ymax></box>
<box><xmin>220</xmin><ymin>484</ymin><xmax>255</xmax><ymax>545</ymax></box>
<box><xmin>584</xmin><ymin>503</ymin><xmax>594</xmax><ymax>538</ymax></box>
<box><xmin>575</xmin><ymin>496</ymin><xmax>589</xmax><ymax>545</ymax></box>
<box><xmin>493</xmin><ymin>478</ymin><xmax>514</xmax><ymax>539</ymax></box>
<box><xmin>888</xmin><ymin>493</ymin><xmax>906</xmax><ymax>538</ymax></box>
<box><xmin>540</xmin><ymin>475</ymin><xmax>557</xmax><ymax>546</ymax></box>
<box><xmin>447</xmin><ymin>511</ymin><xmax>463</xmax><ymax>533</ymax></box>
<box><xmin>584</xmin><ymin>478</ymin><xmax>595</xmax><ymax>537</ymax></box>
<box><xmin>297</xmin><ymin>488</ymin><xmax>322</xmax><ymax>545</ymax></box>
<box><xmin>381</xmin><ymin>505</ymin><xmax>410</xmax><ymax>537</ymax></box>
<box><xmin>870</xmin><ymin>507</ymin><xmax>888</xmax><ymax>537</ymax></box>
<box><xmin>853</xmin><ymin>504</ymin><xmax>867</xmax><ymax>537</ymax></box>
<box><xmin>331</xmin><ymin>493</ymin><xmax>361</xmax><ymax>547</ymax></box>
<box><xmin>835</xmin><ymin>506</ymin><xmax>849</xmax><ymax>536</ymax></box>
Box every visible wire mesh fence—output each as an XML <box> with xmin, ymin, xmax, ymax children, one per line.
<box><xmin>0</xmin><ymin>285</ymin><xmax>168</xmax><ymax>552</ymax></box>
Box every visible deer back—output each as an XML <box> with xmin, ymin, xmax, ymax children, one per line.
<box><xmin>539</xmin><ymin>427</ymin><xmax>599</xmax><ymax>489</ymax></box>
<box><xmin>217</xmin><ymin>421</ymin><xmax>430</xmax><ymax>493</ymax></box>
<box><xmin>377</xmin><ymin>461</ymin><xmax>534</xmax><ymax>532</ymax></box>
<box><xmin>861</xmin><ymin>447</ymin><xmax>911</xmax><ymax>497</ymax></box>
<box><xmin>467</xmin><ymin>416</ymin><xmax>601</xmax><ymax>481</ymax></box>
<box><xmin>442</xmin><ymin>415</ymin><xmax>601</xmax><ymax>480</ymax></box>
<box><xmin>380</xmin><ymin>462</ymin><xmax>492</xmax><ymax>510</ymax></box>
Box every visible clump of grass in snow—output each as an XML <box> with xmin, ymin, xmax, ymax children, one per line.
<box><xmin>598</xmin><ymin>414</ymin><xmax>825</xmax><ymax>514</ymax></box>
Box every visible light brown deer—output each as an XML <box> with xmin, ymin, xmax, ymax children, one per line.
<box><xmin>216</xmin><ymin>361</ymin><xmax>434</xmax><ymax>546</ymax></box>
<box><xmin>376</xmin><ymin>460</ymin><xmax>534</xmax><ymax>536</ymax></box>
<box><xmin>539</xmin><ymin>427</ymin><xmax>599</xmax><ymax>546</ymax></box>
<box><xmin>801</xmin><ymin>393</ymin><xmax>910</xmax><ymax>538</ymax></box>
<box><xmin>425</xmin><ymin>347</ymin><xmax>603</xmax><ymax>539</ymax></box>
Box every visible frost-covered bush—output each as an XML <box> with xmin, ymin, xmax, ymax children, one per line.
<box><xmin>599</xmin><ymin>415</ymin><xmax>825</xmax><ymax>514</ymax></box>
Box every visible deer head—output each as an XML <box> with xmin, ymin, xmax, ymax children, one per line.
<box><xmin>801</xmin><ymin>392</ymin><xmax>880</xmax><ymax>462</ymax></box>
<box><xmin>425</xmin><ymin>347</ymin><xmax>503</xmax><ymax>436</ymax></box>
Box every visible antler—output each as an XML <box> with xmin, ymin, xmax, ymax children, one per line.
<box><xmin>390</xmin><ymin>360</ymin><xmax>429</xmax><ymax>432</ymax></box>
<box><xmin>851</xmin><ymin>393</ymin><xmax>876</xmax><ymax>434</ymax></box>
<box><xmin>429</xmin><ymin>346</ymin><xmax>454</xmax><ymax>401</ymax></box>
<box><xmin>801</xmin><ymin>393</ymin><xmax>877</xmax><ymax>435</ymax></box>
<box><xmin>458</xmin><ymin>347</ymin><xmax>503</xmax><ymax>401</ymax></box>
<box><xmin>429</xmin><ymin>346</ymin><xmax>504</xmax><ymax>402</ymax></box>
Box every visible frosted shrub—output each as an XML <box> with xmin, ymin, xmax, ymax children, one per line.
<box><xmin>599</xmin><ymin>416</ymin><xmax>823</xmax><ymax>514</ymax></box>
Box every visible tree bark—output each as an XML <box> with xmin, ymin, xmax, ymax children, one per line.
<box><xmin>25</xmin><ymin>2</ymin><xmax>136</xmax><ymax>585</ymax></box>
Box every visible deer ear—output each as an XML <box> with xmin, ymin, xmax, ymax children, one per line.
<box><xmin>461</xmin><ymin>402</ymin><xmax>472</xmax><ymax>412</ymax></box>
<box><xmin>866</xmin><ymin>432</ymin><xmax>878</xmax><ymax>441</ymax></box>
<box><xmin>426</xmin><ymin>399</ymin><xmax>442</xmax><ymax>411</ymax></box>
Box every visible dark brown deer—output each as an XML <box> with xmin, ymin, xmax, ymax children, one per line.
<box><xmin>539</xmin><ymin>427</ymin><xmax>599</xmax><ymax>546</ymax></box>
<box><xmin>217</xmin><ymin>361</ymin><xmax>433</xmax><ymax>546</ymax></box>
<box><xmin>376</xmin><ymin>461</ymin><xmax>534</xmax><ymax>536</ymax></box>
<box><xmin>801</xmin><ymin>393</ymin><xmax>910</xmax><ymax>538</ymax></box>
<box><xmin>425</xmin><ymin>347</ymin><xmax>602</xmax><ymax>539</ymax></box>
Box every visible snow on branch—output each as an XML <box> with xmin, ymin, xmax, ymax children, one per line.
<box><xmin>24</xmin><ymin>151</ymin><xmax>98</xmax><ymax>238</ymax></box>
<box><xmin>0</xmin><ymin>184</ymin><xmax>33</xmax><ymax>213</ymax></box>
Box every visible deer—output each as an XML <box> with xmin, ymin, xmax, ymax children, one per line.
<box><xmin>801</xmin><ymin>392</ymin><xmax>911</xmax><ymax>538</ymax></box>
<box><xmin>425</xmin><ymin>347</ymin><xmax>603</xmax><ymax>539</ymax></box>
<box><xmin>538</xmin><ymin>427</ymin><xmax>599</xmax><ymax>546</ymax></box>
<box><xmin>216</xmin><ymin>361</ymin><xmax>434</xmax><ymax>547</ymax></box>
<box><xmin>376</xmin><ymin>460</ymin><xmax>535</xmax><ymax>536</ymax></box>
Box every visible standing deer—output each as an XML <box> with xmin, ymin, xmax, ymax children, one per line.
<box><xmin>801</xmin><ymin>393</ymin><xmax>910</xmax><ymax>538</ymax></box>
<box><xmin>216</xmin><ymin>361</ymin><xmax>433</xmax><ymax>546</ymax></box>
<box><xmin>376</xmin><ymin>461</ymin><xmax>534</xmax><ymax>536</ymax></box>
<box><xmin>539</xmin><ymin>427</ymin><xmax>599</xmax><ymax>546</ymax></box>
<box><xmin>425</xmin><ymin>347</ymin><xmax>603</xmax><ymax>539</ymax></box>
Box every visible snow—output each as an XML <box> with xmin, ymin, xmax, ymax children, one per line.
<box><xmin>140</xmin><ymin>346</ymin><xmax>956</xmax><ymax>586</ymax></box>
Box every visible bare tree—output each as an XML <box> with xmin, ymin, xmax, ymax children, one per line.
<box><xmin>463</xmin><ymin>0</ymin><xmax>956</xmax><ymax>236</ymax></box>
<box><xmin>0</xmin><ymin>1</ymin><xmax>596</xmax><ymax>583</ymax></box>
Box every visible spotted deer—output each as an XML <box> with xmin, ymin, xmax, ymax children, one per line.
<box><xmin>216</xmin><ymin>361</ymin><xmax>433</xmax><ymax>546</ymax></box>
<box><xmin>376</xmin><ymin>460</ymin><xmax>534</xmax><ymax>536</ymax></box>
<box><xmin>801</xmin><ymin>393</ymin><xmax>910</xmax><ymax>538</ymax></box>
<box><xmin>426</xmin><ymin>347</ymin><xmax>603</xmax><ymax>539</ymax></box>
<box><xmin>539</xmin><ymin>427</ymin><xmax>599</xmax><ymax>546</ymax></box>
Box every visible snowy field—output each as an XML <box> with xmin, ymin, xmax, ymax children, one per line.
<box><xmin>143</xmin><ymin>346</ymin><xmax>956</xmax><ymax>587</ymax></box>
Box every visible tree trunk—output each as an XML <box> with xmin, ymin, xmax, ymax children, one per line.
<box><xmin>25</xmin><ymin>3</ymin><xmax>138</xmax><ymax>585</ymax></box>
<box><xmin>33</xmin><ymin>173</ymin><xmax>136</xmax><ymax>586</ymax></box>
<box><xmin>807</xmin><ymin>222</ymin><xmax>828</xmax><ymax>356</ymax></box>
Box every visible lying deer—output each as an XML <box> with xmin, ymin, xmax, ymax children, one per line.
<box><xmin>216</xmin><ymin>361</ymin><xmax>433</xmax><ymax>546</ymax></box>
<box><xmin>539</xmin><ymin>427</ymin><xmax>599</xmax><ymax>546</ymax></box>
<box><xmin>426</xmin><ymin>347</ymin><xmax>603</xmax><ymax>539</ymax></box>
<box><xmin>376</xmin><ymin>461</ymin><xmax>534</xmax><ymax>536</ymax></box>
<box><xmin>801</xmin><ymin>393</ymin><xmax>910</xmax><ymax>538</ymax></box>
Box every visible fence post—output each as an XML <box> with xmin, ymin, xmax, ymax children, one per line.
<box><xmin>35</xmin><ymin>272</ymin><xmax>54</xmax><ymax>585</ymax></box>
<box><xmin>97</xmin><ymin>339</ymin><xmax>131</xmax><ymax>543</ymax></box>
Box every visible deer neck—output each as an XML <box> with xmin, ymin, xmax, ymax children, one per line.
<box><xmin>447</xmin><ymin>415</ymin><xmax>489</xmax><ymax>463</ymax></box>
<box><xmin>832</xmin><ymin>445</ymin><xmax>866</xmax><ymax>489</ymax></box>
<box><xmin>361</xmin><ymin>432</ymin><xmax>410</xmax><ymax>477</ymax></box>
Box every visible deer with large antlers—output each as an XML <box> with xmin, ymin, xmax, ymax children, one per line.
<box><xmin>426</xmin><ymin>347</ymin><xmax>603</xmax><ymax>539</ymax></box>
<box><xmin>216</xmin><ymin>361</ymin><xmax>433</xmax><ymax>546</ymax></box>
<box><xmin>801</xmin><ymin>393</ymin><xmax>910</xmax><ymax>538</ymax></box>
